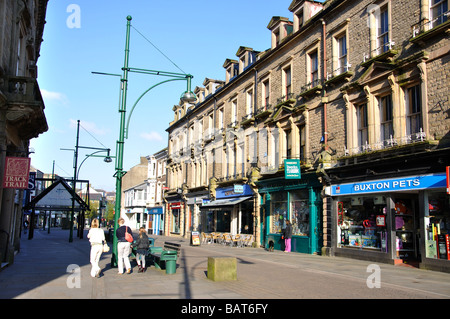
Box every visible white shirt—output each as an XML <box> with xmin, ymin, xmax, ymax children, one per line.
<box><xmin>87</xmin><ymin>228</ymin><xmax>105</xmax><ymax>245</ymax></box>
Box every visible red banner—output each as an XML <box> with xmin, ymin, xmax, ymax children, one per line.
<box><xmin>3</xmin><ymin>157</ymin><xmax>31</xmax><ymax>189</ymax></box>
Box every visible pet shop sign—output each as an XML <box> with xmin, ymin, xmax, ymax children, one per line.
<box><xmin>331</xmin><ymin>173</ymin><xmax>447</xmax><ymax>196</ymax></box>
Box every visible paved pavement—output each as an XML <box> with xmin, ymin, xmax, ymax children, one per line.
<box><xmin>1</xmin><ymin>228</ymin><xmax>450</xmax><ymax>309</ymax></box>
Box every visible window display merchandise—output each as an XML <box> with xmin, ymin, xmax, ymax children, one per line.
<box><xmin>338</xmin><ymin>196</ymin><xmax>387</xmax><ymax>251</ymax></box>
<box><xmin>425</xmin><ymin>191</ymin><xmax>450</xmax><ymax>260</ymax></box>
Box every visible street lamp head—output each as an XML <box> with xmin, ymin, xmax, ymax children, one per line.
<box><xmin>104</xmin><ymin>156</ymin><xmax>113</xmax><ymax>163</ymax></box>
<box><xmin>180</xmin><ymin>90</ymin><xmax>197</xmax><ymax>103</ymax></box>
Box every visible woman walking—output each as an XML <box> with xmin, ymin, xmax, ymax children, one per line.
<box><xmin>115</xmin><ymin>217</ymin><xmax>133</xmax><ymax>274</ymax></box>
<box><xmin>87</xmin><ymin>218</ymin><xmax>106</xmax><ymax>278</ymax></box>
<box><xmin>135</xmin><ymin>227</ymin><xmax>150</xmax><ymax>272</ymax></box>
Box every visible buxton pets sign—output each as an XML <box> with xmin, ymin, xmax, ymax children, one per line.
<box><xmin>331</xmin><ymin>173</ymin><xmax>447</xmax><ymax>196</ymax></box>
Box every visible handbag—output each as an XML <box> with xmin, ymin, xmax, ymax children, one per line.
<box><xmin>125</xmin><ymin>227</ymin><xmax>133</xmax><ymax>243</ymax></box>
<box><xmin>103</xmin><ymin>243</ymin><xmax>110</xmax><ymax>253</ymax></box>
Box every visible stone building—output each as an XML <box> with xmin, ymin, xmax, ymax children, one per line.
<box><xmin>165</xmin><ymin>0</ymin><xmax>449</xmax><ymax>271</ymax></box>
<box><xmin>0</xmin><ymin>0</ymin><xmax>48</xmax><ymax>266</ymax></box>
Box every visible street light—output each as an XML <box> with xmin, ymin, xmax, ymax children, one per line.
<box><xmin>95</xmin><ymin>16</ymin><xmax>196</xmax><ymax>267</ymax></box>
<box><xmin>61</xmin><ymin>120</ymin><xmax>113</xmax><ymax>242</ymax></box>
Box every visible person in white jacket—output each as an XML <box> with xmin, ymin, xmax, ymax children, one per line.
<box><xmin>87</xmin><ymin>218</ymin><xmax>106</xmax><ymax>278</ymax></box>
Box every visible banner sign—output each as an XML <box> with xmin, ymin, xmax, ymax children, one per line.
<box><xmin>284</xmin><ymin>159</ymin><xmax>301</xmax><ymax>179</ymax></box>
<box><xmin>3</xmin><ymin>157</ymin><xmax>31</xmax><ymax>189</ymax></box>
<box><xmin>331</xmin><ymin>173</ymin><xmax>447</xmax><ymax>196</ymax></box>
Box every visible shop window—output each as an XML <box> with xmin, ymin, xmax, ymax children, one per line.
<box><xmin>425</xmin><ymin>191</ymin><xmax>450</xmax><ymax>260</ymax></box>
<box><xmin>270</xmin><ymin>192</ymin><xmax>288</xmax><ymax>234</ymax></box>
<box><xmin>172</xmin><ymin>208</ymin><xmax>180</xmax><ymax>233</ymax></box>
<box><xmin>290</xmin><ymin>191</ymin><xmax>309</xmax><ymax>236</ymax></box>
<box><xmin>338</xmin><ymin>196</ymin><xmax>388</xmax><ymax>251</ymax></box>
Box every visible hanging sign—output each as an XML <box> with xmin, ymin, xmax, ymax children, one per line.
<box><xmin>3</xmin><ymin>157</ymin><xmax>31</xmax><ymax>189</ymax></box>
<box><xmin>284</xmin><ymin>159</ymin><xmax>301</xmax><ymax>179</ymax></box>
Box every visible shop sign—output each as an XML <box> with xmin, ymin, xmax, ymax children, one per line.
<box><xmin>234</xmin><ymin>184</ymin><xmax>244</xmax><ymax>193</ymax></box>
<box><xmin>169</xmin><ymin>202</ymin><xmax>181</xmax><ymax>209</ymax></box>
<box><xmin>3</xmin><ymin>157</ymin><xmax>31</xmax><ymax>189</ymax></box>
<box><xmin>446</xmin><ymin>166</ymin><xmax>449</xmax><ymax>195</ymax></box>
<box><xmin>331</xmin><ymin>173</ymin><xmax>447</xmax><ymax>196</ymax></box>
<box><xmin>216</xmin><ymin>184</ymin><xmax>253</xmax><ymax>199</ymax></box>
<box><xmin>147</xmin><ymin>207</ymin><xmax>163</xmax><ymax>214</ymax></box>
<box><xmin>284</xmin><ymin>159</ymin><xmax>301</xmax><ymax>179</ymax></box>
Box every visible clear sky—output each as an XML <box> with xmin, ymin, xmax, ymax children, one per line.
<box><xmin>30</xmin><ymin>0</ymin><xmax>297</xmax><ymax>191</ymax></box>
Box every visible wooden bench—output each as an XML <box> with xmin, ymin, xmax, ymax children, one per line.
<box><xmin>149</xmin><ymin>242</ymin><xmax>181</xmax><ymax>274</ymax></box>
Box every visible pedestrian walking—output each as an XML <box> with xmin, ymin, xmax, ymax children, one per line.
<box><xmin>284</xmin><ymin>220</ymin><xmax>292</xmax><ymax>253</ymax></box>
<box><xmin>116</xmin><ymin>217</ymin><xmax>132</xmax><ymax>274</ymax></box>
<box><xmin>87</xmin><ymin>218</ymin><xmax>106</xmax><ymax>278</ymax></box>
<box><xmin>135</xmin><ymin>227</ymin><xmax>150</xmax><ymax>272</ymax></box>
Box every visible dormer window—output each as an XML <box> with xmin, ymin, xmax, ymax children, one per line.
<box><xmin>267</xmin><ymin>17</ymin><xmax>293</xmax><ymax>49</ymax></box>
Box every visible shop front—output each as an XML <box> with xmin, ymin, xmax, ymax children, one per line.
<box><xmin>201</xmin><ymin>184</ymin><xmax>254</xmax><ymax>235</ymax></box>
<box><xmin>257</xmin><ymin>173</ymin><xmax>322</xmax><ymax>254</ymax></box>
<box><xmin>330</xmin><ymin>172</ymin><xmax>449</xmax><ymax>271</ymax></box>
<box><xmin>146</xmin><ymin>206</ymin><xmax>164</xmax><ymax>235</ymax></box>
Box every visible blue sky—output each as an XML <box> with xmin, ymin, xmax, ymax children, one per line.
<box><xmin>30</xmin><ymin>0</ymin><xmax>295</xmax><ymax>191</ymax></box>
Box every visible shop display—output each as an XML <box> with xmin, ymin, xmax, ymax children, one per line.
<box><xmin>291</xmin><ymin>198</ymin><xmax>309</xmax><ymax>236</ymax></box>
<box><xmin>337</xmin><ymin>196</ymin><xmax>387</xmax><ymax>251</ymax></box>
<box><xmin>394</xmin><ymin>199</ymin><xmax>416</xmax><ymax>259</ymax></box>
<box><xmin>425</xmin><ymin>191</ymin><xmax>450</xmax><ymax>260</ymax></box>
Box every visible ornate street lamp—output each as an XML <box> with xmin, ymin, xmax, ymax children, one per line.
<box><xmin>95</xmin><ymin>16</ymin><xmax>196</xmax><ymax>267</ymax></box>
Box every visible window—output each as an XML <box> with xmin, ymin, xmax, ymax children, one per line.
<box><xmin>231</xmin><ymin>100</ymin><xmax>237</xmax><ymax>124</ymax></box>
<box><xmin>379</xmin><ymin>94</ymin><xmax>394</xmax><ymax>142</ymax></box>
<box><xmin>337</xmin><ymin>34</ymin><xmax>348</xmax><ymax>74</ymax></box>
<box><xmin>337</xmin><ymin>196</ymin><xmax>388</xmax><ymax>251</ymax></box>
<box><xmin>283</xmin><ymin>66</ymin><xmax>292</xmax><ymax>98</ymax></box>
<box><xmin>218</xmin><ymin>108</ymin><xmax>224</xmax><ymax>131</ymax></box>
<box><xmin>406</xmin><ymin>85</ymin><xmax>422</xmax><ymax>135</ymax></box>
<box><xmin>246</xmin><ymin>89</ymin><xmax>253</xmax><ymax>117</ymax></box>
<box><xmin>430</xmin><ymin>0</ymin><xmax>448</xmax><ymax>28</ymax></box>
<box><xmin>357</xmin><ymin>104</ymin><xmax>369</xmax><ymax>149</ymax></box>
<box><xmin>310</xmin><ymin>51</ymin><xmax>319</xmax><ymax>87</ymax></box>
<box><xmin>299</xmin><ymin>124</ymin><xmax>306</xmax><ymax>162</ymax></box>
<box><xmin>285</xmin><ymin>129</ymin><xmax>292</xmax><ymax>159</ymax></box>
<box><xmin>270</xmin><ymin>192</ymin><xmax>288</xmax><ymax>234</ymax></box>
<box><xmin>290</xmin><ymin>191</ymin><xmax>309</xmax><ymax>236</ymax></box>
<box><xmin>377</xmin><ymin>7</ymin><xmax>389</xmax><ymax>54</ymax></box>
<box><xmin>263</xmin><ymin>79</ymin><xmax>270</xmax><ymax>108</ymax></box>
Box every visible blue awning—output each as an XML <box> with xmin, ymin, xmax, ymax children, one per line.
<box><xmin>201</xmin><ymin>196</ymin><xmax>252</xmax><ymax>210</ymax></box>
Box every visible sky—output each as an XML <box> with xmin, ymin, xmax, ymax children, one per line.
<box><xmin>30</xmin><ymin>0</ymin><xmax>296</xmax><ymax>192</ymax></box>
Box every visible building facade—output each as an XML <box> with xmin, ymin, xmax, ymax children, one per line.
<box><xmin>165</xmin><ymin>0</ymin><xmax>449</xmax><ymax>271</ymax></box>
<box><xmin>0</xmin><ymin>0</ymin><xmax>48</xmax><ymax>266</ymax></box>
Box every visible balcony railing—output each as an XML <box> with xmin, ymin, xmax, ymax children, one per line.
<box><xmin>412</xmin><ymin>11</ymin><xmax>449</xmax><ymax>37</ymax></box>
<box><xmin>344</xmin><ymin>128</ymin><xmax>426</xmax><ymax>156</ymax></box>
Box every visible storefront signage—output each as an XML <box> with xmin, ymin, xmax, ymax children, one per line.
<box><xmin>3</xmin><ymin>157</ymin><xmax>31</xmax><ymax>189</ymax></box>
<box><xmin>284</xmin><ymin>159</ymin><xmax>301</xmax><ymax>179</ymax></box>
<box><xmin>147</xmin><ymin>207</ymin><xmax>163</xmax><ymax>214</ymax></box>
<box><xmin>331</xmin><ymin>173</ymin><xmax>447</xmax><ymax>196</ymax></box>
<box><xmin>216</xmin><ymin>184</ymin><xmax>253</xmax><ymax>199</ymax></box>
<box><xmin>234</xmin><ymin>184</ymin><xmax>244</xmax><ymax>193</ymax></box>
<box><xmin>446</xmin><ymin>166</ymin><xmax>449</xmax><ymax>195</ymax></box>
<box><xmin>168</xmin><ymin>202</ymin><xmax>181</xmax><ymax>209</ymax></box>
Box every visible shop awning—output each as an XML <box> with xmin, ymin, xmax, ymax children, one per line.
<box><xmin>201</xmin><ymin>196</ymin><xmax>252</xmax><ymax>210</ymax></box>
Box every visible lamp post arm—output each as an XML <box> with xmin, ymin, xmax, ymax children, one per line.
<box><xmin>125</xmin><ymin>77</ymin><xmax>186</xmax><ymax>139</ymax></box>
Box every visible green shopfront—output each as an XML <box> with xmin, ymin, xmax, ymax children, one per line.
<box><xmin>257</xmin><ymin>172</ymin><xmax>323</xmax><ymax>254</ymax></box>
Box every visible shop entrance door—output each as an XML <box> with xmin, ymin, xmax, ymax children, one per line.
<box><xmin>393</xmin><ymin>195</ymin><xmax>420</xmax><ymax>263</ymax></box>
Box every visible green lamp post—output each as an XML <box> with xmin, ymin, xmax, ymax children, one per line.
<box><xmin>108</xmin><ymin>16</ymin><xmax>196</xmax><ymax>267</ymax></box>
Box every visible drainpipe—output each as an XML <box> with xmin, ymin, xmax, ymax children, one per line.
<box><xmin>321</xmin><ymin>19</ymin><xmax>328</xmax><ymax>149</ymax></box>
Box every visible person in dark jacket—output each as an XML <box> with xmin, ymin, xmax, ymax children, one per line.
<box><xmin>135</xmin><ymin>227</ymin><xmax>150</xmax><ymax>272</ymax></box>
<box><xmin>284</xmin><ymin>220</ymin><xmax>293</xmax><ymax>252</ymax></box>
